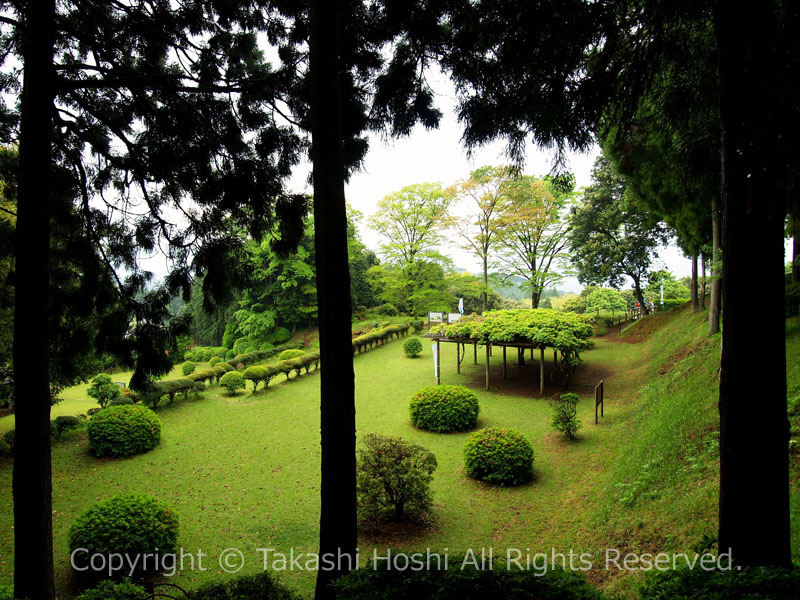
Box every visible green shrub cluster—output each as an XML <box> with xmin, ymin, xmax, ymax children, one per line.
<box><xmin>410</xmin><ymin>385</ymin><xmax>480</xmax><ymax>433</ymax></box>
<box><xmin>463</xmin><ymin>427</ymin><xmax>534</xmax><ymax>486</ymax></box>
<box><xmin>181</xmin><ymin>360</ymin><xmax>196</xmax><ymax>376</ymax></box>
<box><xmin>108</xmin><ymin>396</ymin><xmax>134</xmax><ymax>407</ymax></box>
<box><xmin>184</xmin><ymin>346</ymin><xmax>226</xmax><ymax>362</ymax></box>
<box><xmin>357</xmin><ymin>433</ymin><xmax>437</xmax><ymax>522</ymax></box>
<box><xmin>410</xmin><ymin>318</ymin><xmax>425</xmax><ymax>332</ymax></box>
<box><xmin>243</xmin><ymin>365</ymin><xmax>279</xmax><ymax>391</ymax></box>
<box><xmin>550</xmin><ymin>392</ymin><xmax>581</xmax><ymax>441</ymax></box>
<box><xmin>75</xmin><ymin>580</ymin><xmax>148</xmax><ymax>600</ymax></box>
<box><xmin>432</xmin><ymin>309</ymin><xmax>593</xmax><ymax>356</ymax></box>
<box><xmin>639</xmin><ymin>566</ymin><xmax>800</xmax><ymax>600</ymax></box>
<box><xmin>278</xmin><ymin>348</ymin><xmax>306</xmax><ymax>361</ymax></box>
<box><xmin>87</xmin><ymin>405</ymin><xmax>161</xmax><ymax>458</ymax></box>
<box><xmin>403</xmin><ymin>337</ymin><xmax>423</xmax><ymax>357</ymax></box>
<box><xmin>352</xmin><ymin>323</ymin><xmax>412</xmax><ymax>354</ymax></box>
<box><xmin>376</xmin><ymin>303</ymin><xmax>399</xmax><ymax>316</ymax></box>
<box><xmin>220</xmin><ymin>371</ymin><xmax>246</xmax><ymax>395</ymax></box>
<box><xmin>87</xmin><ymin>373</ymin><xmax>122</xmax><ymax>408</ymax></box>
<box><xmin>209</xmin><ymin>356</ymin><xmax>221</xmax><ymax>367</ymax></box>
<box><xmin>269</xmin><ymin>326</ymin><xmax>292</xmax><ymax>344</ymax></box>
<box><xmin>332</xmin><ymin>560</ymin><xmax>605</xmax><ymax>600</ymax></box>
<box><xmin>192</xmin><ymin>572</ymin><xmax>300</xmax><ymax>600</ymax></box>
<box><xmin>68</xmin><ymin>494</ymin><xmax>178</xmax><ymax>578</ymax></box>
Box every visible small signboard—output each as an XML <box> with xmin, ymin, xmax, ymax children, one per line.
<box><xmin>428</xmin><ymin>311</ymin><xmax>444</xmax><ymax>324</ymax></box>
<box><xmin>447</xmin><ymin>312</ymin><xmax>462</xmax><ymax>323</ymax></box>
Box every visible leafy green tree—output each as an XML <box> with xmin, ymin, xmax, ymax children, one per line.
<box><xmin>585</xmin><ymin>288</ymin><xmax>627</xmax><ymax>313</ymax></box>
<box><xmin>86</xmin><ymin>374</ymin><xmax>121</xmax><ymax>409</ymax></box>
<box><xmin>645</xmin><ymin>271</ymin><xmax>690</xmax><ymax>305</ymax></box>
<box><xmin>569</xmin><ymin>157</ymin><xmax>670</xmax><ymax>313</ymax></box>
<box><xmin>494</xmin><ymin>175</ymin><xmax>574</xmax><ymax>308</ymax></box>
<box><xmin>443</xmin><ymin>271</ymin><xmax>503</xmax><ymax>315</ymax></box>
<box><xmin>550</xmin><ymin>393</ymin><xmax>581</xmax><ymax>441</ymax></box>
<box><xmin>452</xmin><ymin>166</ymin><xmax>516</xmax><ymax>312</ymax></box>
<box><xmin>368</xmin><ymin>183</ymin><xmax>454</xmax><ymax>267</ymax></box>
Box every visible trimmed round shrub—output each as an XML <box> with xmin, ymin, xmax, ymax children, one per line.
<box><xmin>209</xmin><ymin>356</ymin><xmax>221</xmax><ymax>367</ymax></box>
<box><xmin>108</xmin><ymin>396</ymin><xmax>134</xmax><ymax>407</ymax></box>
<box><xmin>278</xmin><ymin>348</ymin><xmax>305</xmax><ymax>361</ymax></box>
<box><xmin>76</xmin><ymin>580</ymin><xmax>149</xmax><ymax>600</ymax></box>
<box><xmin>410</xmin><ymin>318</ymin><xmax>425</xmax><ymax>332</ymax></box>
<box><xmin>463</xmin><ymin>427</ymin><xmax>534</xmax><ymax>486</ymax></box>
<box><xmin>87</xmin><ymin>405</ymin><xmax>161</xmax><ymax>458</ymax></box>
<box><xmin>68</xmin><ymin>494</ymin><xmax>178</xmax><ymax>578</ymax></box>
<box><xmin>225</xmin><ymin>348</ymin><xmax>236</xmax><ymax>360</ymax></box>
<box><xmin>220</xmin><ymin>370</ymin><xmax>246</xmax><ymax>395</ymax></box>
<box><xmin>182</xmin><ymin>360</ymin><xmax>196</xmax><ymax>376</ymax></box>
<box><xmin>410</xmin><ymin>385</ymin><xmax>479</xmax><ymax>433</ymax></box>
<box><xmin>403</xmin><ymin>337</ymin><xmax>423</xmax><ymax>357</ymax></box>
<box><xmin>183</xmin><ymin>350</ymin><xmax>196</xmax><ymax>362</ymax></box>
<box><xmin>269</xmin><ymin>326</ymin><xmax>292</xmax><ymax>344</ymax></box>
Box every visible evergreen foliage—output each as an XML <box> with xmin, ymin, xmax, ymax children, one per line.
<box><xmin>87</xmin><ymin>405</ymin><xmax>161</xmax><ymax>458</ymax></box>
<box><xmin>409</xmin><ymin>385</ymin><xmax>479</xmax><ymax>433</ymax></box>
<box><xmin>463</xmin><ymin>427</ymin><xmax>534</xmax><ymax>486</ymax></box>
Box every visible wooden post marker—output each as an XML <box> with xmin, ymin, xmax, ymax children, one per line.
<box><xmin>502</xmin><ymin>346</ymin><xmax>507</xmax><ymax>379</ymax></box>
<box><xmin>595</xmin><ymin>380</ymin><xmax>604</xmax><ymax>424</ymax></box>
<box><xmin>485</xmin><ymin>343</ymin><xmax>490</xmax><ymax>391</ymax></box>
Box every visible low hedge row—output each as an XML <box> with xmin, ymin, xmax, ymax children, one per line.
<box><xmin>226</xmin><ymin>341</ymin><xmax>304</xmax><ymax>370</ymax></box>
<box><xmin>243</xmin><ymin>352</ymin><xmax>321</xmax><ymax>390</ymax></box>
<box><xmin>352</xmin><ymin>323</ymin><xmax>412</xmax><ymax>354</ymax></box>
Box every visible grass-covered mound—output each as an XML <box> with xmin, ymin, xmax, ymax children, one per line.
<box><xmin>409</xmin><ymin>385</ymin><xmax>479</xmax><ymax>433</ymax></box>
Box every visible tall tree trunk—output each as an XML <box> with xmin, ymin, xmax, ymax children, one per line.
<box><xmin>13</xmin><ymin>2</ymin><xmax>57</xmax><ymax>599</ymax></box>
<box><xmin>309</xmin><ymin>2</ymin><xmax>358</xmax><ymax>598</ymax></box>
<box><xmin>631</xmin><ymin>277</ymin><xmax>648</xmax><ymax>315</ymax></box>
<box><xmin>715</xmin><ymin>1</ymin><xmax>791</xmax><ymax>567</ymax></box>
<box><xmin>791</xmin><ymin>212</ymin><xmax>799</xmax><ymax>285</ymax></box>
<box><xmin>708</xmin><ymin>195</ymin><xmax>722</xmax><ymax>335</ymax></box>
<box><xmin>481</xmin><ymin>255</ymin><xmax>488</xmax><ymax>313</ymax></box>
<box><xmin>700</xmin><ymin>253</ymin><xmax>706</xmax><ymax>309</ymax></box>
<box><xmin>690</xmin><ymin>254</ymin><xmax>699</xmax><ymax>313</ymax></box>
<box><xmin>531</xmin><ymin>289</ymin><xmax>540</xmax><ymax>309</ymax></box>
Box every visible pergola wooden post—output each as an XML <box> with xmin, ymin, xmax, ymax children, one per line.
<box><xmin>435</xmin><ymin>338</ymin><xmax>441</xmax><ymax>385</ymax></box>
<box><xmin>456</xmin><ymin>342</ymin><xmax>460</xmax><ymax>374</ymax></box>
<box><xmin>485</xmin><ymin>343</ymin><xmax>490</xmax><ymax>390</ymax></box>
<box><xmin>502</xmin><ymin>346</ymin><xmax>507</xmax><ymax>379</ymax></box>
<box><xmin>539</xmin><ymin>347</ymin><xmax>545</xmax><ymax>397</ymax></box>
<box><xmin>473</xmin><ymin>342</ymin><xmax>477</xmax><ymax>364</ymax></box>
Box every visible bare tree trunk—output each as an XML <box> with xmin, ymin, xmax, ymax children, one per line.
<box><xmin>709</xmin><ymin>195</ymin><xmax>722</xmax><ymax>335</ymax></box>
<box><xmin>481</xmin><ymin>255</ymin><xmax>488</xmax><ymax>313</ymax></box>
<box><xmin>531</xmin><ymin>289</ymin><xmax>540</xmax><ymax>309</ymax></box>
<box><xmin>13</xmin><ymin>2</ymin><xmax>57</xmax><ymax>599</ymax></box>
<box><xmin>690</xmin><ymin>254</ymin><xmax>699</xmax><ymax>313</ymax></box>
<box><xmin>631</xmin><ymin>277</ymin><xmax>648</xmax><ymax>315</ymax></box>
<box><xmin>700</xmin><ymin>253</ymin><xmax>706</xmax><ymax>309</ymax></box>
<box><xmin>716</xmin><ymin>1</ymin><xmax>790</xmax><ymax>568</ymax></box>
<box><xmin>309</xmin><ymin>2</ymin><xmax>357</xmax><ymax>598</ymax></box>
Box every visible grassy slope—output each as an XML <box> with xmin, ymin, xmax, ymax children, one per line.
<box><xmin>0</xmin><ymin>311</ymin><xmax>797</xmax><ymax>599</ymax></box>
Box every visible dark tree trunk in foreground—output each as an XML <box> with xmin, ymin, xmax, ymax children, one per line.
<box><xmin>309</xmin><ymin>1</ymin><xmax>358</xmax><ymax>598</ymax></box>
<box><xmin>632</xmin><ymin>277</ymin><xmax>648</xmax><ymax>314</ymax></box>
<box><xmin>716</xmin><ymin>2</ymin><xmax>791</xmax><ymax>567</ymax></box>
<box><xmin>709</xmin><ymin>195</ymin><xmax>722</xmax><ymax>335</ymax></box>
<box><xmin>13</xmin><ymin>2</ymin><xmax>57</xmax><ymax>599</ymax></box>
<box><xmin>531</xmin><ymin>289</ymin><xmax>540</xmax><ymax>309</ymax></box>
<box><xmin>690</xmin><ymin>254</ymin><xmax>699</xmax><ymax>313</ymax></box>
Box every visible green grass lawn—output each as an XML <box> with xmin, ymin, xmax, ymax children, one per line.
<box><xmin>0</xmin><ymin>311</ymin><xmax>798</xmax><ymax>599</ymax></box>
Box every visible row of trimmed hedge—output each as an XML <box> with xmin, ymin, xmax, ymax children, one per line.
<box><xmin>243</xmin><ymin>352</ymin><xmax>321</xmax><ymax>390</ymax></box>
<box><xmin>352</xmin><ymin>323</ymin><xmax>413</xmax><ymax>354</ymax></box>
<box><xmin>225</xmin><ymin>341</ymin><xmax>304</xmax><ymax>370</ymax></box>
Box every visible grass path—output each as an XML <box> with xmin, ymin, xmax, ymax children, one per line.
<box><xmin>0</xmin><ymin>313</ymin><xmax>733</xmax><ymax>598</ymax></box>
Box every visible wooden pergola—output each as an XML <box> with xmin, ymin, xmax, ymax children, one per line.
<box><xmin>424</xmin><ymin>335</ymin><xmax>563</xmax><ymax>396</ymax></box>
